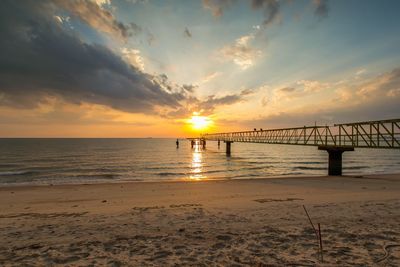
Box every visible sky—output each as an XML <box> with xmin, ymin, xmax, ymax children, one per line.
<box><xmin>0</xmin><ymin>0</ymin><xmax>400</xmax><ymax>137</ymax></box>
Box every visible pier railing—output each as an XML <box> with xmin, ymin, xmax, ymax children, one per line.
<box><xmin>197</xmin><ymin>118</ymin><xmax>400</xmax><ymax>176</ymax></box>
<box><xmin>334</xmin><ymin>119</ymin><xmax>400</xmax><ymax>148</ymax></box>
<box><xmin>201</xmin><ymin>118</ymin><xmax>400</xmax><ymax>149</ymax></box>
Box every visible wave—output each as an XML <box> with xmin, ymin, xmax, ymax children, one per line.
<box><xmin>145</xmin><ymin>166</ymin><xmax>189</xmax><ymax>171</ymax></box>
<box><xmin>0</xmin><ymin>170</ymin><xmax>34</xmax><ymax>176</ymax></box>
<box><xmin>0</xmin><ymin>164</ymin><xmax>22</xmax><ymax>168</ymax></box>
<box><xmin>290</xmin><ymin>161</ymin><xmax>324</xmax><ymax>165</ymax></box>
<box><xmin>344</xmin><ymin>166</ymin><xmax>368</xmax><ymax>170</ymax></box>
<box><xmin>229</xmin><ymin>173</ymin><xmax>263</xmax><ymax>179</ymax></box>
<box><xmin>293</xmin><ymin>166</ymin><xmax>326</xmax><ymax>171</ymax></box>
<box><xmin>69</xmin><ymin>173</ymin><xmax>119</xmax><ymax>179</ymax></box>
<box><xmin>158</xmin><ymin>172</ymin><xmax>187</xmax><ymax>176</ymax></box>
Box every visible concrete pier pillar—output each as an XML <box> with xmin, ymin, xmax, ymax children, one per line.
<box><xmin>318</xmin><ymin>146</ymin><xmax>354</xmax><ymax>176</ymax></box>
<box><xmin>225</xmin><ymin>141</ymin><xmax>232</xmax><ymax>155</ymax></box>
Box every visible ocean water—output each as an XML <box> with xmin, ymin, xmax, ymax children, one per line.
<box><xmin>0</xmin><ymin>138</ymin><xmax>399</xmax><ymax>186</ymax></box>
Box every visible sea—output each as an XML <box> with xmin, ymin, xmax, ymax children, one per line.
<box><xmin>0</xmin><ymin>138</ymin><xmax>399</xmax><ymax>186</ymax></box>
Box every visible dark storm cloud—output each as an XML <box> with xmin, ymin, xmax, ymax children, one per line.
<box><xmin>0</xmin><ymin>0</ymin><xmax>187</xmax><ymax>114</ymax></box>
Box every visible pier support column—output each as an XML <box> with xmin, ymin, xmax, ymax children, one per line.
<box><xmin>225</xmin><ymin>141</ymin><xmax>232</xmax><ymax>155</ymax></box>
<box><xmin>318</xmin><ymin>146</ymin><xmax>354</xmax><ymax>176</ymax></box>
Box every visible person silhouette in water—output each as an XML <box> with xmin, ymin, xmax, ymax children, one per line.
<box><xmin>176</xmin><ymin>139</ymin><xmax>179</xmax><ymax>148</ymax></box>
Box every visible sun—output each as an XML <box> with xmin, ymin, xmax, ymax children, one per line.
<box><xmin>188</xmin><ymin>114</ymin><xmax>212</xmax><ymax>131</ymax></box>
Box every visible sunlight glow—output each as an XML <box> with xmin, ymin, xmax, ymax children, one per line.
<box><xmin>188</xmin><ymin>114</ymin><xmax>212</xmax><ymax>131</ymax></box>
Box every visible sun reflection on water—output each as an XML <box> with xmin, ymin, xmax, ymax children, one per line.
<box><xmin>189</xmin><ymin>142</ymin><xmax>206</xmax><ymax>180</ymax></box>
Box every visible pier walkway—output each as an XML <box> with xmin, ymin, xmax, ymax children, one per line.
<box><xmin>197</xmin><ymin>118</ymin><xmax>400</xmax><ymax>175</ymax></box>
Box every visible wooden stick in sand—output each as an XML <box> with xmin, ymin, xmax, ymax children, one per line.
<box><xmin>302</xmin><ymin>205</ymin><xmax>318</xmax><ymax>239</ymax></box>
<box><xmin>318</xmin><ymin>223</ymin><xmax>323</xmax><ymax>262</ymax></box>
<box><xmin>302</xmin><ymin>205</ymin><xmax>323</xmax><ymax>262</ymax></box>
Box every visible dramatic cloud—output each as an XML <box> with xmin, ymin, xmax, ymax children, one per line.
<box><xmin>219</xmin><ymin>35</ymin><xmax>262</xmax><ymax>70</ymax></box>
<box><xmin>0</xmin><ymin>1</ymin><xmax>187</xmax><ymax>114</ymax></box>
<box><xmin>183</xmin><ymin>27</ymin><xmax>192</xmax><ymax>38</ymax></box>
<box><xmin>54</xmin><ymin>0</ymin><xmax>134</xmax><ymax>41</ymax></box>
<box><xmin>166</xmin><ymin>88</ymin><xmax>254</xmax><ymax>118</ymax></box>
<box><xmin>0</xmin><ymin>1</ymin><xmax>256</xmax><ymax>121</ymax></box>
<box><xmin>200</xmin><ymin>88</ymin><xmax>254</xmax><ymax>112</ymax></box>
<box><xmin>313</xmin><ymin>0</ymin><xmax>329</xmax><ymax>17</ymax></box>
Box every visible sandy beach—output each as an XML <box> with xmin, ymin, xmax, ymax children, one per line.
<box><xmin>1</xmin><ymin>174</ymin><xmax>400</xmax><ymax>266</ymax></box>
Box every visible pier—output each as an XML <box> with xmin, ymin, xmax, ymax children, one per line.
<box><xmin>194</xmin><ymin>118</ymin><xmax>400</xmax><ymax>176</ymax></box>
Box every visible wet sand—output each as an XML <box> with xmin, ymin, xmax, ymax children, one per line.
<box><xmin>1</xmin><ymin>174</ymin><xmax>400</xmax><ymax>266</ymax></box>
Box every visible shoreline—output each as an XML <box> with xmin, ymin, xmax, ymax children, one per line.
<box><xmin>1</xmin><ymin>172</ymin><xmax>400</xmax><ymax>190</ymax></box>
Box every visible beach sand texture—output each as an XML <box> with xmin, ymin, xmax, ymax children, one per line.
<box><xmin>1</xmin><ymin>174</ymin><xmax>400</xmax><ymax>266</ymax></box>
